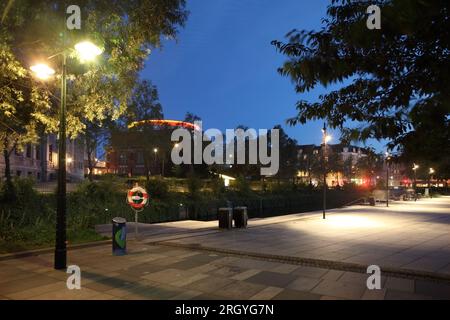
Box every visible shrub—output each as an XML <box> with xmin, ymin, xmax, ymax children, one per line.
<box><xmin>145</xmin><ymin>178</ymin><xmax>169</xmax><ymax>199</ymax></box>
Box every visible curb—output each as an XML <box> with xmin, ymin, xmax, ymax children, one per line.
<box><xmin>0</xmin><ymin>239</ymin><xmax>112</xmax><ymax>262</ymax></box>
<box><xmin>153</xmin><ymin>241</ymin><xmax>450</xmax><ymax>283</ymax></box>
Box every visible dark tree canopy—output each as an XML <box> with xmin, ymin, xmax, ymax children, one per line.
<box><xmin>273</xmin><ymin>0</ymin><xmax>449</xmax><ymax>175</ymax></box>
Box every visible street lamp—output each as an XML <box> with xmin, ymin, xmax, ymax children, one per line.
<box><xmin>412</xmin><ymin>163</ymin><xmax>419</xmax><ymax>201</ymax></box>
<box><xmin>30</xmin><ymin>40</ymin><xmax>102</xmax><ymax>270</ymax></box>
<box><xmin>321</xmin><ymin>123</ymin><xmax>331</xmax><ymax>219</ymax></box>
<box><xmin>429</xmin><ymin>168</ymin><xmax>435</xmax><ymax>198</ymax></box>
<box><xmin>385</xmin><ymin>152</ymin><xmax>391</xmax><ymax>207</ymax></box>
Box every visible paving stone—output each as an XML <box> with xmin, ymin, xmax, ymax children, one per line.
<box><xmin>287</xmin><ymin>276</ymin><xmax>321</xmax><ymax>292</ymax></box>
<box><xmin>321</xmin><ymin>270</ymin><xmax>344</xmax><ymax>281</ymax></box>
<box><xmin>384</xmin><ymin>277</ymin><xmax>415</xmax><ymax>293</ymax></box>
<box><xmin>184</xmin><ymin>276</ymin><xmax>235</xmax><ymax>293</ymax></box>
<box><xmin>385</xmin><ymin>290</ymin><xmax>432</xmax><ymax>300</ymax></box>
<box><xmin>220</xmin><ymin>281</ymin><xmax>267</xmax><ymax>299</ymax></box>
<box><xmin>171</xmin><ymin>273</ymin><xmax>209</xmax><ymax>288</ymax></box>
<box><xmin>291</xmin><ymin>266</ymin><xmax>329</xmax><ymax>278</ymax></box>
<box><xmin>414</xmin><ymin>280</ymin><xmax>450</xmax><ymax>300</ymax></box>
<box><xmin>361</xmin><ymin>289</ymin><xmax>387</xmax><ymax>300</ymax></box>
<box><xmin>249</xmin><ymin>286</ymin><xmax>284</xmax><ymax>300</ymax></box>
<box><xmin>311</xmin><ymin>279</ymin><xmax>366</xmax><ymax>300</ymax></box>
<box><xmin>167</xmin><ymin>254</ymin><xmax>221</xmax><ymax>270</ymax></box>
<box><xmin>272</xmin><ymin>289</ymin><xmax>322</xmax><ymax>300</ymax></box>
<box><xmin>246</xmin><ymin>271</ymin><xmax>297</xmax><ymax>288</ymax></box>
<box><xmin>231</xmin><ymin>269</ymin><xmax>261</xmax><ymax>281</ymax></box>
<box><xmin>0</xmin><ymin>274</ymin><xmax>57</xmax><ymax>295</ymax></box>
<box><xmin>32</xmin><ymin>287</ymin><xmax>102</xmax><ymax>300</ymax></box>
<box><xmin>122</xmin><ymin>284</ymin><xmax>182</xmax><ymax>300</ymax></box>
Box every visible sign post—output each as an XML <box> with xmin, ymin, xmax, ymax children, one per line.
<box><xmin>126</xmin><ymin>184</ymin><xmax>149</xmax><ymax>239</ymax></box>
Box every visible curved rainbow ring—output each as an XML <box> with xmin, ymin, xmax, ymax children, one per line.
<box><xmin>128</xmin><ymin>119</ymin><xmax>200</xmax><ymax>131</ymax></box>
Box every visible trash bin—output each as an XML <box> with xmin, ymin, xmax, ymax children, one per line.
<box><xmin>112</xmin><ymin>217</ymin><xmax>127</xmax><ymax>256</ymax></box>
<box><xmin>218</xmin><ymin>207</ymin><xmax>232</xmax><ymax>229</ymax></box>
<box><xmin>233</xmin><ymin>207</ymin><xmax>248</xmax><ymax>228</ymax></box>
<box><xmin>368</xmin><ymin>197</ymin><xmax>376</xmax><ymax>206</ymax></box>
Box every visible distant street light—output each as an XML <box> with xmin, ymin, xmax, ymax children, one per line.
<box><xmin>322</xmin><ymin>123</ymin><xmax>331</xmax><ymax>219</ymax></box>
<box><xmin>429</xmin><ymin>168</ymin><xmax>435</xmax><ymax>198</ymax></box>
<box><xmin>412</xmin><ymin>163</ymin><xmax>419</xmax><ymax>201</ymax></box>
<box><xmin>385</xmin><ymin>152</ymin><xmax>391</xmax><ymax>207</ymax></box>
<box><xmin>30</xmin><ymin>40</ymin><xmax>102</xmax><ymax>270</ymax></box>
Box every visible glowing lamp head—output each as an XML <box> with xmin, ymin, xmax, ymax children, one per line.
<box><xmin>30</xmin><ymin>63</ymin><xmax>55</xmax><ymax>80</ymax></box>
<box><xmin>74</xmin><ymin>41</ymin><xmax>103</xmax><ymax>62</ymax></box>
<box><xmin>413</xmin><ymin>163</ymin><xmax>419</xmax><ymax>171</ymax></box>
<box><xmin>67</xmin><ymin>157</ymin><xmax>73</xmax><ymax>164</ymax></box>
<box><xmin>429</xmin><ymin>168</ymin><xmax>435</xmax><ymax>174</ymax></box>
<box><xmin>153</xmin><ymin>148</ymin><xmax>158</xmax><ymax>153</ymax></box>
<box><xmin>324</xmin><ymin>135</ymin><xmax>332</xmax><ymax>144</ymax></box>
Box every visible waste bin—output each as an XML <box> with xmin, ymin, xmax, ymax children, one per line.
<box><xmin>233</xmin><ymin>207</ymin><xmax>248</xmax><ymax>228</ymax></box>
<box><xmin>368</xmin><ymin>197</ymin><xmax>376</xmax><ymax>206</ymax></box>
<box><xmin>112</xmin><ymin>217</ymin><xmax>127</xmax><ymax>256</ymax></box>
<box><xmin>218</xmin><ymin>207</ymin><xmax>232</xmax><ymax>229</ymax></box>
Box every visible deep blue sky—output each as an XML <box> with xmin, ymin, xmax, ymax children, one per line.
<box><xmin>141</xmin><ymin>0</ymin><xmax>386</xmax><ymax>150</ymax></box>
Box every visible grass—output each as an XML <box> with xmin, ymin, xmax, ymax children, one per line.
<box><xmin>0</xmin><ymin>228</ymin><xmax>108</xmax><ymax>254</ymax></box>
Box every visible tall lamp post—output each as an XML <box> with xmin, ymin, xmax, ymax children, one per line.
<box><xmin>412</xmin><ymin>163</ymin><xmax>419</xmax><ymax>202</ymax></box>
<box><xmin>31</xmin><ymin>41</ymin><xmax>103</xmax><ymax>270</ymax></box>
<box><xmin>153</xmin><ymin>148</ymin><xmax>158</xmax><ymax>175</ymax></box>
<box><xmin>429</xmin><ymin>168</ymin><xmax>435</xmax><ymax>198</ymax></box>
<box><xmin>385</xmin><ymin>152</ymin><xmax>391</xmax><ymax>207</ymax></box>
<box><xmin>321</xmin><ymin>123</ymin><xmax>332</xmax><ymax>219</ymax></box>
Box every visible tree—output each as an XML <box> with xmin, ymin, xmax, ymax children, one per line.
<box><xmin>1</xmin><ymin>1</ymin><xmax>188</xmax><ymax>185</ymax></box>
<box><xmin>110</xmin><ymin>80</ymin><xmax>169</xmax><ymax>180</ymax></box>
<box><xmin>0</xmin><ymin>38</ymin><xmax>53</xmax><ymax>199</ymax></box>
<box><xmin>328</xmin><ymin>148</ymin><xmax>344</xmax><ymax>187</ymax></box>
<box><xmin>273</xmin><ymin>0</ymin><xmax>450</xmax><ymax>176</ymax></box>
<box><xmin>354</xmin><ymin>148</ymin><xmax>383</xmax><ymax>186</ymax></box>
<box><xmin>274</xmin><ymin>125</ymin><xmax>298</xmax><ymax>181</ymax></box>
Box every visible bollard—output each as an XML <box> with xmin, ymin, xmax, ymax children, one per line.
<box><xmin>112</xmin><ymin>217</ymin><xmax>127</xmax><ymax>256</ymax></box>
<box><xmin>233</xmin><ymin>207</ymin><xmax>248</xmax><ymax>228</ymax></box>
<box><xmin>218</xmin><ymin>207</ymin><xmax>233</xmax><ymax>229</ymax></box>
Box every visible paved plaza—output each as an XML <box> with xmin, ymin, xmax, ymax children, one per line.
<box><xmin>0</xmin><ymin>197</ymin><xmax>449</xmax><ymax>300</ymax></box>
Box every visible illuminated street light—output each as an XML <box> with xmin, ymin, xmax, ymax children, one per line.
<box><xmin>428</xmin><ymin>168</ymin><xmax>435</xmax><ymax>198</ymax></box>
<box><xmin>322</xmin><ymin>123</ymin><xmax>331</xmax><ymax>219</ymax></box>
<box><xmin>74</xmin><ymin>41</ymin><xmax>103</xmax><ymax>62</ymax></box>
<box><xmin>412</xmin><ymin>163</ymin><xmax>419</xmax><ymax>201</ymax></box>
<box><xmin>30</xmin><ymin>38</ymin><xmax>102</xmax><ymax>271</ymax></box>
<box><xmin>66</xmin><ymin>157</ymin><xmax>73</xmax><ymax>164</ymax></box>
<box><xmin>385</xmin><ymin>152</ymin><xmax>391</xmax><ymax>207</ymax></box>
<box><xmin>30</xmin><ymin>63</ymin><xmax>55</xmax><ymax>80</ymax></box>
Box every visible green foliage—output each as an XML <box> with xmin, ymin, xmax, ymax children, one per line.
<box><xmin>273</xmin><ymin>0</ymin><xmax>450</xmax><ymax>175</ymax></box>
<box><xmin>210</xmin><ymin>176</ymin><xmax>226</xmax><ymax>197</ymax></box>
<box><xmin>186</xmin><ymin>173</ymin><xmax>202</xmax><ymax>198</ymax></box>
<box><xmin>145</xmin><ymin>178</ymin><xmax>169</xmax><ymax>199</ymax></box>
<box><xmin>232</xmin><ymin>176</ymin><xmax>253</xmax><ymax>196</ymax></box>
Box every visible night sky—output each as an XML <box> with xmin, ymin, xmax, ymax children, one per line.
<box><xmin>141</xmin><ymin>0</ymin><xmax>386</xmax><ymax>151</ymax></box>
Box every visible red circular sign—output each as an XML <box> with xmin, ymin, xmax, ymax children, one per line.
<box><xmin>127</xmin><ymin>186</ymin><xmax>149</xmax><ymax>210</ymax></box>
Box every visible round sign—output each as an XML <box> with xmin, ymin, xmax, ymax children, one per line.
<box><xmin>127</xmin><ymin>186</ymin><xmax>149</xmax><ymax>211</ymax></box>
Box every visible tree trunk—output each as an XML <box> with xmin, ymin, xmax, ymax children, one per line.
<box><xmin>39</xmin><ymin>134</ymin><xmax>47</xmax><ymax>182</ymax></box>
<box><xmin>87</xmin><ymin>151</ymin><xmax>94</xmax><ymax>182</ymax></box>
<box><xmin>2</xmin><ymin>137</ymin><xmax>15</xmax><ymax>200</ymax></box>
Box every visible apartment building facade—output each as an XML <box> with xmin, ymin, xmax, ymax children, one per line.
<box><xmin>0</xmin><ymin>135</ymin><xmax>85</xmax><ymax>182</ymax></box>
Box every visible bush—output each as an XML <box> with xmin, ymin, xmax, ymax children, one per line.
<box><xmin>186</xmin><ymin>173</ymin><xmax>202</xmax><ymax>198</ymax></box>
<box><xmin>145</xmin><ymin>178</ymin><xmax>169</xmax><ymax>199</ymax></box>
<box><xmin>232</xmin><ymin>176</ymin><xmax>253</xmax><ymax>195</ymax></box>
